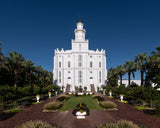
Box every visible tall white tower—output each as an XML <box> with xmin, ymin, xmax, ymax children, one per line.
<box><xmin>72</xmin><ymin>18</ymin><xmax>89</xmax><ymax>52</ymax></box>
<box><xmin>74</xmin><ymin>18</ymin><xmax>86</xmax><ymax>41</ymax></box>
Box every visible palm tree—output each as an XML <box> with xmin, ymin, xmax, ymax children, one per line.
<box><xmin>107</xmin><ymin>68</ymin><xmax>118</xmax><ymax>86</ymax></box>
<box><xmin>35</xmin><ymin>65</ymin><xmax>43</xmax><ymax>86</ymax></box>
<box><xmin>42</xmin><ymin>70</ymin><xmax>49</xmax><ymax>86</ymax></box>
<box><xmin>117</xmin><ymin>64</ymin><xmax>126</xmax><ymax>85</ymax></box>
<box><xmin>24</xmin><ymin>60</ymin><xmax>35</xmax><ymax>86</ymax></box>
<box><xmin>0</xmin><ymin>43</ymin><xmax>4</xmax><ymax>68</ymax></box>
<box><xmin>47</xmin><ymin>72</ymin><xmax>53</xmax><ymax>85</ymax></box>
<box><xmin>124</xmin><ymin>60</ymin><xmax>136</xmax><ymax>86</ymax></box>
<box><xmin>134</xmin><ymin>53</ymin><xmax>148</xmax><ymax>86</ymax></box>
<box><xmin>6</xmin><ymin>51</ymin><xmax>25</xmax><ymax>87</ymax></box>
<box><xmin>151</xmin><ymin>46</ymin><xmax>160</xmax><ymax>68</ymax></box>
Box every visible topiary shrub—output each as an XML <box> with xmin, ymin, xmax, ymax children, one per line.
<box><xmin>44</xmin><ymin>101</ymin><xmax>63</xmax><ymax>110</ymax></box>
<box><xmin>92</xmin><ymin>95</ymin><xmax>105</xmax><ymax>101</ymax></box>
<box><xmin>16</xmin><ymin>120</ymin><xmax>60</xmax><ymax>128</ymax></box>
<box><xmin>72</xmin><ymin>103</ymin><xmax>89</xmax><ymax>115</ymax></box>
<box><xmin>56</xmin><ymin>95</ymin><xmax>70</xmax><ymax>102</ymax></box>
<box><xmin>99</xmin><ymin>101</ymin><xmax>117</xmax><ymax>109</ymax></box>
<box><xmin>97</xmin><ymin>120</ymin><xmax>139</xmax><ymax>128</ymax></box>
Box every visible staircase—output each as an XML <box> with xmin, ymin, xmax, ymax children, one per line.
<box><xmin>90</xmin><ymin>84</ymin><xmax>96</xmax><ymax>93</ymax></box>
<box><xmin>66</xmin><ymin>84</ymin><xmax>71</xmax><ymax>93</ymax></box>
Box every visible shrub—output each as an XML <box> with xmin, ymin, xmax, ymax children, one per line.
<box><xmin>23</xmin><ymin>85</ymin><xmax>32</xmax><ymax>96</ymax></box>
<box><xmin>7</xmin><ymin>108</ymin><xmax>22</xmax><ymax>113</ymax></box>
<box><xmin>41</xmin><ymin>87</ymin><xmax>48</xmax><ymax>94</ymax></box>
<box><xmin>33</xmin><ymin>86</ymin><xmax>40</xmax><ymax>95</ymax></box>
<box><xmin>16</xmin><ymin>120</ymin><xmax>60</xmax><ymax>128</ymax></box>
<box><xmin>117</xmin><ymin>120</ymin><xmax>139</xmax><ymax>128</ymax></box>
<box><xmin>56</xmin><ymin>95</ymin><xmax>70</xmax><ymax>102</ymax></box>
<box><xmin>92</xmin><ymin>95</ymin><xmax>105</xmax><ymax>101</ymax></box>
<box><xmin>72</xmin><ymin>103</ymin><xmax>89</xmax><ymax>115</ymax></box>
<box><xmin>97</xmin><ymin>120</ymin><xmax>139</xmax><ymax>128</ymax></box>
<box><xmin>16</xmin><ymin>96</ymin><xmax>33</xmax><ymax>104</ymax></box>
<box><xmin>154</xmin><ymin>100</ymin><xmax>160</xmax><ymax>114</ymax></box>
<box><xmin>44</xmin><ymin>101</ymin><xmax>63</xmax><ymax>110</ymax></box>
<box><xmin>99</xmin><ymin>101</ymin><xmax>117</xmax><ymax>109</ymax></box>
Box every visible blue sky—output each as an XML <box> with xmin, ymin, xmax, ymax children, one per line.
<box><xmin>0</xmin><ymin>0</ymin><xmax>160</xmax><ymax>79</ymax></box>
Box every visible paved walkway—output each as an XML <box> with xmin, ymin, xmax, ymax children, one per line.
<box><xmin>0</xmin><ymin>94</ymin><xmax>160</xmax><ymax>128</ymax></box>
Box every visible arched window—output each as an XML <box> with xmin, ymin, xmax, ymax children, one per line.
<box><xmin>59</xmin><ymin>71</ymin><xmax>61</xmax><ymax>83</ymax></box>
<box><xmin>68</xmin><ymin>61</ymin><xmax>70</xmax><ymax>68</ymax></box>
<box><xmin>78</xmin><ymin>55</ymin><xmax>82</xmax><ymax>67</ymax></box>
<box><xmin>90</xmin><ymin>62</ymin><xmax>92</xmax><ymax>68</ymax></box>
<box><xmin>99</xmin><ymin>71</ymin><xmax>101</xmax><ymax>83</ymax></box>
<box><xmin>99</xmin><ymin>62</ymin><xmax>101</xmax><ymax>68</ymax></box>
<box><xmin>59</xmin><ymin>62</ymin><xmax>61</xmax><ymax>68</ymax></box>
<box><xmin>79</xmin><ymin>44</ymin><xmax>81</xmax><ymax>51</ymax></box>
<box><xmin>78</xmin><ymin>71</ymin><xmax>82</xmax><ymax>83</ymax></box>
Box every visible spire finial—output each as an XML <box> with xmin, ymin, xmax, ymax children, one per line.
<box><xmin>78</xmin><ymin>17</ymin><xmax>83</xmax><ymax>23</ymax></box>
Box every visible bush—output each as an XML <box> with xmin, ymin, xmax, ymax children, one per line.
<box><xmin>44</xmin><ymin>101</ymin><xmax>63</xmax><ymax>110</ymax></box>
<box><xmin>72</xmin><ymin>103</ymin><xmax>89</xmax><ymax>115</ymax></box>
<box><xmin>16</xmin><ymin>120</ymin><xmax>60</xmax><ymax>128</ymax></box>
<box><xmin>0</xmin><ymin>85</ymin><xmax>14</xmax><ymax>100</ymax></box>
<box><xmin>97</xmin><ymin>120</ymin><xmax>139</xmax><ymax>128</ymax></box>
<box><xmin>56</xmin><ymin>95</ymin><xmax>70</xmax><ymax>102</ymax></box>
<box><xmin>117</xmin><ymin>120</ymin><xmax>139</xmax><ymax>128</ymax></box>
<box><xmin>16</xmin><ymin>96</ymin><xmax>33</xmax><ymax>104</ymax></box>
<box><xmin>99</xmin><ymin>101</ymin><xmax>117</xmax><ymax>109</ymax></box>
<box><xmin>33</xmin><ymin>86</ymin><xmax>40</xmax><ymax>95</ymax></box>
<box><xmin>23</xmin><ymin>85</ymin><xmax>32</xmax><ymax>96</ymax></box>
<box><xmin>92</xmin><ymin>95</ymin><xmax>105</xmax><ymax>101</ymax></box>
<box><xmin>7</xmin><ymin>108</ymin><xmax>22</xmax><ymax>113</ymax></box>
<box><xmin>41</xmin><ymin>87</ymin><xmax>48</xmax><ymax>94</ymax></box>
<box><xmin>154</xmin><ymin>100</ymin><xmax>160</xmax><ymax>114</ymax></box>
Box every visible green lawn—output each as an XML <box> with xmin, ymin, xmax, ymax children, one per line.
<box><xmin>59</xmin><ymin>95</ymin><xmax>103</xmax><ymax>111</ymax></box>
<box><xmin>134</xmin><ymin>106</ymin><xmax>147</xmax><ymax>110</ymax></box>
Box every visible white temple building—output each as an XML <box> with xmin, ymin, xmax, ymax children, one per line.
<box><xmin>53</xmin><ymin>19</ymin><xmax>107</xmax><ymax>92</ymax></box>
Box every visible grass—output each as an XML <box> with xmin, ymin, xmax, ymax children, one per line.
<box><xmin>155</xmin><ymin>114</ymin><xmax>160</xmax><ymax>117</ymax></box>
<box><xmin>59</xmin><ymin>95</ymin><xmax>103</xmax><ymax>111</ymax></box>
<box><xmin>134</xmin><ymin>106</ymin><xmax>147</xmax><ymax>110</ymax></box>
<box><xmin>7</xmin><ymin>108</ymin><xmax>22</xmax><ymax>113</ymax></box>
<box><xmin>117</xmin><ymin>99</ymin><xmax>128</xmax><ymax>103</ymax></box>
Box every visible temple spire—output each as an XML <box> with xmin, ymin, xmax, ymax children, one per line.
<box><xmin>78</xmin><ymin>17</ymin><xmax>83</xmax><ymax>23</ymax></box>
<box><xmin>74</xmin><ymin>18</ymin><xmax>86</xmax><ymax>41</ymax></box>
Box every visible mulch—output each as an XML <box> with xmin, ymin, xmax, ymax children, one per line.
<box><xmin>0</xmin><ymin>93</ymin><xmax>160</xmax><ymax>128</ymax></box>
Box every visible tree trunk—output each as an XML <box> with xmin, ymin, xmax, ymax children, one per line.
<box><xmin>141</xmin><ymin>70</ymin><xmax>144</xmax><ymax>86</ymax></box>
<box><xmin>120</xmin><ymin>74</ymin><xmax>122</xmax><ymax>85</ymax></box>
<box><xmin>38</xmin><ymin>73</ymin><xmax>40</xmax><ymax>86</ymax></box>
<box><xmin>128</xmin><ymin>71</ymin><xmax>131</xmax><ymax>86</ymax></box>
<box><xmin>14</xmin><ymin>70</ymin><xmax>18</xmax><ymax>88</ymax></box>
<box><xmin>28</xmin><ymin>73</ymin><xmax>31</xmax><ymax>86</ymax></box>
